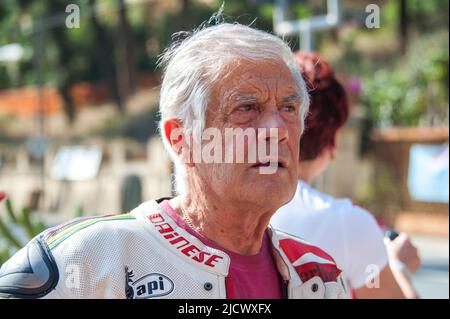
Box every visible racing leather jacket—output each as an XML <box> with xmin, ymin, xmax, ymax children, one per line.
<box><xmin>0</xmin><ymin>199</ymin><xmax>347</xmax><ymax>299</ymax></box>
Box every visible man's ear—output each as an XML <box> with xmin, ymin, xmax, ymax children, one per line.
<box><xmin>163</xmin><ymin>119</ymin><xmax>183</xmax><ymax>153</ymax></box>
<box><xmin>163</xmin><ymin>119</ymin><xmax>194</xmax><ymax>166</ymax></box>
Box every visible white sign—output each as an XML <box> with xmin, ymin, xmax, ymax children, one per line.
<box><xmin>408</xmin><ymin>144</ymin><xmax>449</xmax><ymax>203</ymax></box>
<box><xmin>51</xmin><ymin>146</ymin><xmax>102</xmax><ymax>181</ymax></box>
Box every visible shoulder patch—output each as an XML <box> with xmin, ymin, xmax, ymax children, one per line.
<box><xmin>42</xmin><ymin>214</ymin><xmax>135</xmax><ymax>249</ymax></box>
<box><xmin>278</xmin><ymin>238</ymin><xmax>342</xmax><ymax>284</ymax></box>
<box><xmin>0</xmin><ymin>238</ymin><xmax>58</xmax><ymax>298</ymax></box>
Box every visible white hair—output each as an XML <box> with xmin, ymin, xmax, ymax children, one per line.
<box><xmin>158</xmin><ymin>22</ymin><xmax>310</xmax><ymax>195</ymax></box>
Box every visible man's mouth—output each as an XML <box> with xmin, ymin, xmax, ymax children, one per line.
<box><xmin>251</xmin><ymin>159</ymin><xmax>287</xmax><ymax>168</ymax></box>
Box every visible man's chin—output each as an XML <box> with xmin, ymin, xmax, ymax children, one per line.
<box><xmin>243</xmin><ymin>181</ymin><xmax>296</xmax><ymax>207</ymax></box>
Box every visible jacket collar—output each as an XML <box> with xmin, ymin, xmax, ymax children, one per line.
<box><xmin>267</xmin><ymin>227</ymin><xmax>303</xmax><ymax>289</ymax></box>
<box><xmin>131</xmin><ymin>199</ymin><xmax>314</xmax><ymax>288</ymax></box>
<box><xmin>131</xmin><ymin>199</ymin><xmax>231</xmax><ymax>276</ymax></box>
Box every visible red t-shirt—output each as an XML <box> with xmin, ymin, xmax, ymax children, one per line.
<box><xmin>160</xmin><ymin>200</ymin><xmax>283</xmax><ymax>299</ymax></box>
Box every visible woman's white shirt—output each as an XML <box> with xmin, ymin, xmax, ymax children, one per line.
<box><xmin>271</xmin><ymin>181</ymin><xmax>388</xmax><ymax>293</ymax></box>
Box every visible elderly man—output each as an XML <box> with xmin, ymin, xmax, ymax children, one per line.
<box><xmin>0</xmin><ymin>22</ymin><xmax>346</xmax><ymax>299</ymax></box>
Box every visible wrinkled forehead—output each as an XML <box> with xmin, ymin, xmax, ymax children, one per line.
<box><xmin>211</xmin><ymin>58</ymin><xmax>299</xmax><ymax>104</ymax></box>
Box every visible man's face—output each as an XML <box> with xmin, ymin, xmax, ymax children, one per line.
<box><xmin>193</xmin><ymin>58</ymin><xmax>302</xmax><ymax>211</ymax></box>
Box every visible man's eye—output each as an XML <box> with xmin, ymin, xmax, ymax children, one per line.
<box><xmin>237</xmin><ymin>104</ymin><xmax>256</xmax><ymax>112</ymax></box>
<box><xmin>282</xmin><ymin>105</ymin><xmax>296</xmax><ymax>112</ymax></box>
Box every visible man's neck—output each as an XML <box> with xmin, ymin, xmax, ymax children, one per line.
<box><xmin>169</xmin><ymin>194</ymin><xmax>272</xmax><ymax>256</ymax></box>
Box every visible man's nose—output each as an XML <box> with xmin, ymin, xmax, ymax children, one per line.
<box><xmin>257</xmin><ymin>111</ymin><xmax>289</xmax><ymax>144</ymax></box>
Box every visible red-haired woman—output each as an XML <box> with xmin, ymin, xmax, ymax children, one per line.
<box><xmin>271</xmin><ymin>52</ymin><xmax>420</xmax><ymax>299</ymax></box>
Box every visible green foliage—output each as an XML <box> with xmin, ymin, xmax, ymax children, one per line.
<box><xmin>319</xmin><ymin>0</ymin><xmax>449</xmax><ymax>156</ymax></box>
<box><xmin>5</xmin><ymin>198</ymin><xmax>17</xmax><ymax>224</ymax></box>
<box><xmin>408</xmin><ymin>0</ymin><xmax>449</xmax><ymax>30</ymax></box>
<box><xmin>258</xmin><ymin>3</ymin><xmax>274</xmax><ymax>22</ymax></box>
<box><xmin>294</xmin><ymin>3</ymin><xmax>312</xmax><ymax>20</ymax></box>
<box><xmin>361</xmin><ymin>32</ymin><xmax>449</xmax><ymax>129</ymax></box>
<box><xmin>0</xmin><ymin>0</ymin><xmax>276</xmax><ymax>96</ymax></box>
<box><xmin>0</xmin><ymin>211</ymin><xmax>23</xmax><ymax>249</ymax></box>
<box><xmin>380</xmin><ymin>0</ymin><xmax>449</xmax><ymax>31</ymax></box>
<box><xmin>362</xmin><ymin>70</ymin><xmax>422</xmax><ymax>128</ymax></box>
<box><xmin>381</xmin><ymin>0</ymin><xmax>400</xmax><ymax>31</ymax></box>
<box><xmin>0</xmin><ymin>197</ymin><xmax>86</xmax><ymax>265</ymax></box>
<box><xmin>0</xmin><ymin>198</ymin><xmax>47</xmax><ymax>264</ymax></box>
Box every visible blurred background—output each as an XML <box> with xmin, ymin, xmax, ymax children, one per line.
<box><xmin>0</xmin><ymin>0</ymin><xmax>448</xmax><ymax>298</ymax></box>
